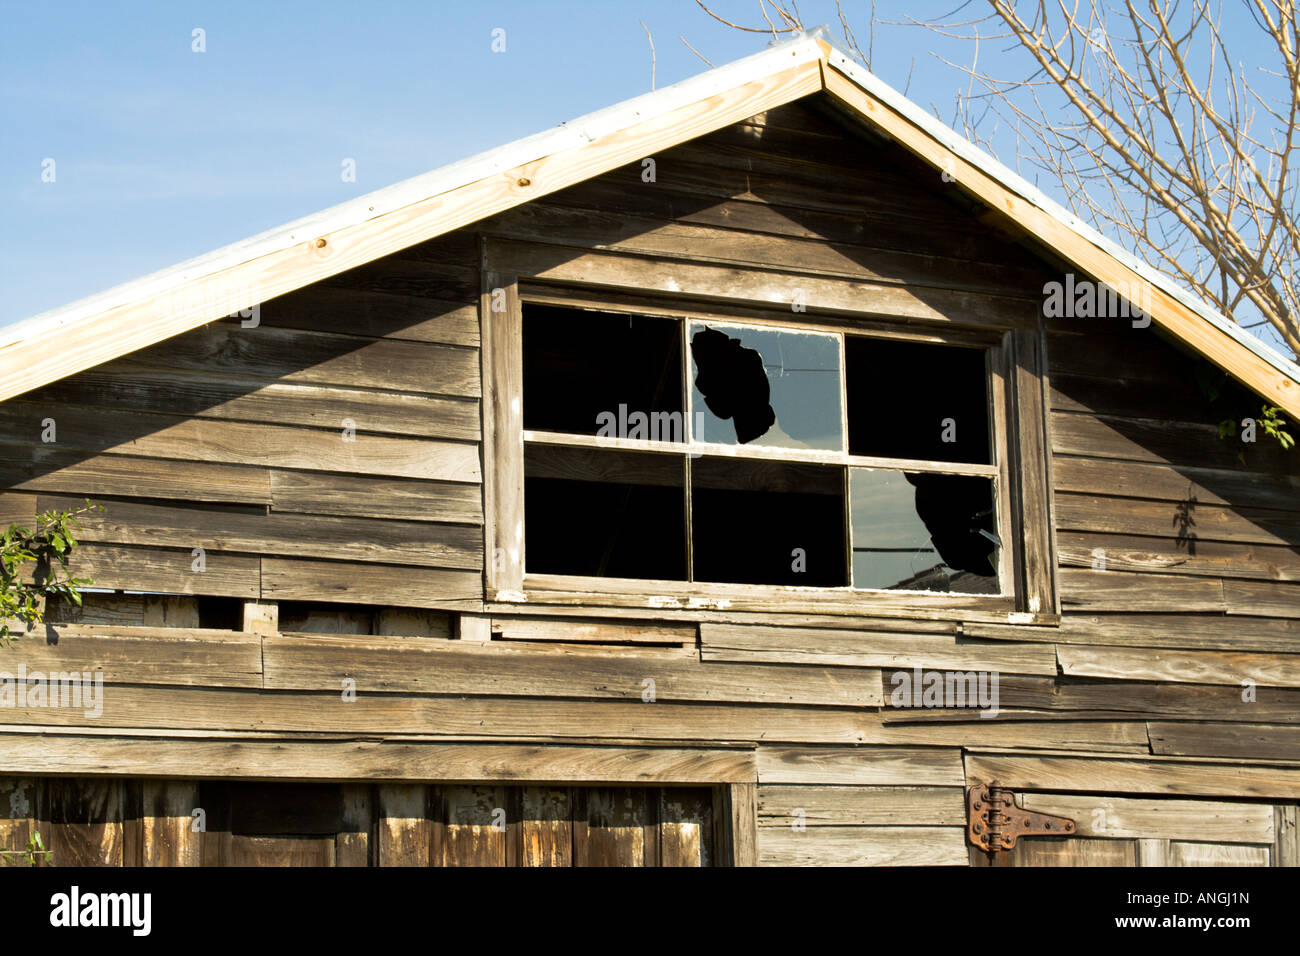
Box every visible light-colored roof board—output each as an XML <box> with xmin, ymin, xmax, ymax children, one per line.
<box><xmin>822</xmin><ymin>40</ymin><xmax>1300</xmax><ymax>387</ymax></box>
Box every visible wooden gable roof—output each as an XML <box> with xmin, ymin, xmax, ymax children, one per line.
<box><xmin>2</xmin><ymin>31</ymin><xmax>1297</xmax><ymax>418</ymax></box>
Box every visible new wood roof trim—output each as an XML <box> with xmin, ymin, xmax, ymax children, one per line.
<box><xmin>2</xmin><ymin>29</ymin><xmax>1296</xmax><ymax>418</ymax></box>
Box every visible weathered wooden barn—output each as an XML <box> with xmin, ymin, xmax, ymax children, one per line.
<box><xmin>1</xmin><ymin>31</ymin><xmax>1297</xmax><ymax>867</ymax></box>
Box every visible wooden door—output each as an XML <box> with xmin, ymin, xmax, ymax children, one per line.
<box><xmin>193</xmin><ymin>781</ymin><xmax>716</xmax><ymax>866</ymax></box>
<box><xmin>969</xmin><ymin>793</ymin><xmax>1295</xmax><ymax>866</ymax></box>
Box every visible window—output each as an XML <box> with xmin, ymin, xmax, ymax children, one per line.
<box><xmin>517</xmin><ymin>307</ymin><xmax>1006</xmax><ymax>595</ymax></box>
<box><xmin>481</xmin><ymin>262</ymin><xmax>1055</xmax><ymax>618</ymax></box>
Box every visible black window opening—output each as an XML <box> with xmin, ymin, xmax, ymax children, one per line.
<box><xmin>521</xmin><ymin>304</ymin><xmax>1003</xmax><ymax>594</ymax></box>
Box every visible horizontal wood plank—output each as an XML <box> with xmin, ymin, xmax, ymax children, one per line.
<box><xmin>0</xmin><ymin>626</ymin><xmax>262</xmax><ymax>688</ymax></box>
<box><xmin>757</xmin><ymin>785</ymin><xmax>966</xmax><ymax>826</ymax></box>
<box><xmin>1017</xmin><ymin>793</ymin><xmax>1275</xmax><ymax>843</ymax></box>
<box><xmin>757</xmin><ymin>746</ymin><xmax>964</xmax><ymax>786</ymax></box>
<box><xmin>1057</xmin><ymin>568</ymin><xmax>1226</xmax><ymax>612</ymax></box>
<box><xmin>262</xmin><ymin>633</ymin><xmax>883</xmax><ymax>707</ymax></box>
<box><xmin>758</xmin><ymin>825</ymin><xmax>968</xmax><ymax>866</ymax></box>
<box><xmin>0</xmin><ymin>445</ymin><xmax>272</xmax><ymax>505</ymax></box>
<box><xmin>260</xmin><ymin>559</ymin><xmax>483</xmax><ymax>611</ymax></box>
<box><xmin>966</xmin><ymin>751</ymin><xmax>1300</xmax><ymax>799</ymax></box>
<box><xmin>1148</xmin><ymin>722</ymin><xmax>1300</xmax><ymax>761</ymax></box>
<box><xmin>269</xmin><ymin>470</ymin><xmax>482</xmax><ymax>524</ymax></box>
<box><xmin>0</xmin><ymin>402</ymin><xmax>480</xmax><ymax>482</ymax></box>
<box><xmin>38</xmin><ymin>493</ymin><xmax>483</xmax><ymax>571</ymax></box>
<box><xmin>0</xmin><ymin>734</ymin><xmax>757</xmax><ymax>784</ymax></box>
<box><xmin>1058</xmin><ymin>644</ymin><xmax>1300</xmax><ymax>688</ymax></box>
<box><xmin>700</xmin><ymin>622</ymin><xmax>1058</xmax><ymax>675</ymax></box>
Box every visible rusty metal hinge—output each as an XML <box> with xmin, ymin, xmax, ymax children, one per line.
<box><xmin>967</xmin><ymin>781</ymin><xmax>1076</xmax><ymax>852</ymax></box>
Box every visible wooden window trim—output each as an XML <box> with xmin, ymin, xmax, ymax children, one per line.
<box><xmin>481</xmin><ymin>240</ymin><xmax>1058</xmax><ymax>623</ymax></box>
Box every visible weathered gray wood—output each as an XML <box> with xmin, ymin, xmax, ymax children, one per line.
<box><xmin>1018</xmin><ymin>793</ymin><xmax>1275</xmax><ymax>843</ymax></box>
<box><xmin>67</xmin><ymin>544</ymin><xmax>260</xmax><ymax>598</ymax></box>
<box><xmin>3</xmin><ymin>625</ymin><xmax>263</xmax><ymax>688</ymax></box>
<box><xmin>963</xmin><ymin>613</ymin><xmax>1300</xmax><ymax>653</ymax></box>
<box><xmin>262</xmin><ymin>287</ymin><xmax>479</xmax><ymax>346</ymax></box>
<box><xmin>1056</xmin><ymin>491</ymin><xmax>1299</xmax><ymax>547</ymax></box>
<box><xmin>493</xmin><ymin>617</ymin><xmax>695</xmax><ymax>646</ymax></box>
<box><xmin>0</xmin><ymin>444</ymin><xmax>271</xmax><ymax>505</ymax></box>
<box><xmin>758</xmin><ymin>825</ymin><xmax>968</xmax><ymax>866</ymax></box>
<box><xmin>1053</xmin><ymin>455</ymin><xmax>1300</xmax><ymax>513</ymax></box>
<box><xmin>1167</xmin><ymin>841</ymin><xmax>1269</xmax><ymax>866</ymax></box>
<box><xmin>33</xmin><ymin>365</ymin><xmax>481</xmax><ymax>441</ymax></box>
<box><xmin>550</xmin><ymin>171</ymin><xmax>1014</xmax><ymax>264</ymax></box>
<box><xmin>487</xmin><ymin>239</ymin><xmax>1038</xmax><ymax>330</ymax></box>
<box><xmin>127</xmin><ymin>323</ymin><xmax>480</xmax><ymax>397</ymax></box>
<box><xmin>1148</xmin><ymin>722</ymin><xmax>1300</xmax><ymax>761</ymax></box>
<box><xmin>1059</xmin><ymin>644</ymin><xmax>1300</xmax><ymax>687</ymax></box>
<box><xmin>0</xmin><ymin>683</ymin><xmax>874</xmax><ymax>742</ymax></box>
<box><xmin>0</xmin><ymin>734</ymin><xmax>759</xmax><ymax>784</ymax></box>
<box><xmin>1274</xmin><ymin>805</ymin><xmax>1299</xmax><ymax>867</ymax></box>
<box><xmin>1223</xmin><ymin>579</ymin><xmax>1300</xmax><ymax>618</ymax></box>
<box><xmin>758</xmin><ymin>785</ymin><xmax>966</xmax><ymax>826</ymax></box>
<box><xmin>757</xmin><ymin>747</ymin><xmax>964</xmax><ymax>786</ymax></box>
<box><xmin>1051</xmin><ymin>410</ymin><xmax>1293</xmax><ymax>473</ymax></box>
<box><xmin>39</xmin><ymin>493</ymin><xmax>483</xmax><ymax>571</ymax></box>
<box><xmin>269</xmin><ymin>470</ymin><xmax>482</xmax><ymax>525</ymax></box>
<box><xmin>0</xmin><ymin>402</ymin><xmax>480</xmax><ymax>482</ymax></box>
<box><xmin>1057</xmin><ymin>568</ymin><xmax>1226</xmax><ymax>612</ymax></box>
<box><xmin>259</xmin><ymin>559</ymin><xmax>482</xmax><ymax>611</ymax></box>
<box><xmin>1058</xmin><ymin>531</ymin><xmax>1300</xmax><ymax>583</ymax></box>
<box><xmin>966</xmin><ymin>751</ymin><xmax>1300</xmax><ymax>799</ymax></box>
<box><xmin>700</xmin><ymin>622</ymin><xmax>1058</xmax><ymax>675</ymax></box>
<box><xmin>723</xmin><ymin>783</ymin><xmax>758</xmax><ymax>867</ymax></box>
<box><xmin>482</xmin><ymin>201</ymin><xmax>1044</xmax><ymax>296</ymax></box>
<box><xmin>1007</xmin><ymin>327</ymin><xmax>1058</xmax><ymax>615</ymax></box>
<box><xmin>480</xmin><ymin>264</ymin><xmax>524</xmax><ymax>593</ymax></box>
<box><xmin>262</xmin><ymin>632</ymin><xmax>883</xmax><ymax>707</ymax></box>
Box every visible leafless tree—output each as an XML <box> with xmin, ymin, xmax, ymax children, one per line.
<box><xmin>696</xmin><ymin>1</ymin><xmax>1300</xmax><ymax>357</ymax></box>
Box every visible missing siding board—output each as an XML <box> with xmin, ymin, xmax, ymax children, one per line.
<box><xmin>46</xmin><ymin>592</ymin><xmax>244</xmax><ymax>629</ymax></box>
<box><xmin>277</xmin><ymin>602</ymin><xmax>451</xmax><ymax>637</ymax></box>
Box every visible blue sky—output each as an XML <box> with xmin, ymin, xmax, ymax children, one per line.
<box><xmin>0</xmin><ymin>0</ymin><xmax>1284</xmax><ymax>353</ymax></box>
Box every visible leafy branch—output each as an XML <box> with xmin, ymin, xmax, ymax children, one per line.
<box><xmin>1</xmin><ymin>500</ymin><xmax>102</xmax><ymax>647</ymax></box>
<box><xmin>0</xmin><ymin>831</ymin><xmax>52</xmax><ymax>867</ymax></box>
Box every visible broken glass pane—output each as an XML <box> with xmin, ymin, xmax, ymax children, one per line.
<box><xmin>689</xmin><ymin>322</ymin><xmax>843</xmax><ymax>451</ymax></box>
<box><xmin>692</xmin><ymin>457</ymin><xmax>847</xmax><ymax>587</ymax></box>
<box><xmin>523</xmin><ymin>305</ymin><xmax>684</xmax><ymax>439</ymax></box>
<box><xmin>525</xmin><ymin>444</ymin><xmax>686</xmax><ymax>580</ymax></box>
<box><xmin>850</xmin><ymin>468</ymin><xmax>999</xmax><ymax>593</ymax></box>
<box><xmin>845</xmin><ymin>336</ymin><xmax>991</xmax><ymax>464</ymax></box>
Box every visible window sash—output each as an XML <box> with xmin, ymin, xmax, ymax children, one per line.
<box><xmin>483</xmin><ymin>266</ymin><xmax>1053</xmax><ymax>618</ymax></box>
<box><xmin>520</xmin><ymin>309</ymin><xmax>1009</xmax><ymax>595</ymax></box>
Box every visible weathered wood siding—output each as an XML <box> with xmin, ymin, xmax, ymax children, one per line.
<box><xmin>0</xmin><ymin>96</ymin><xmax>1296</xmax><ymax>866</ymax></box>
